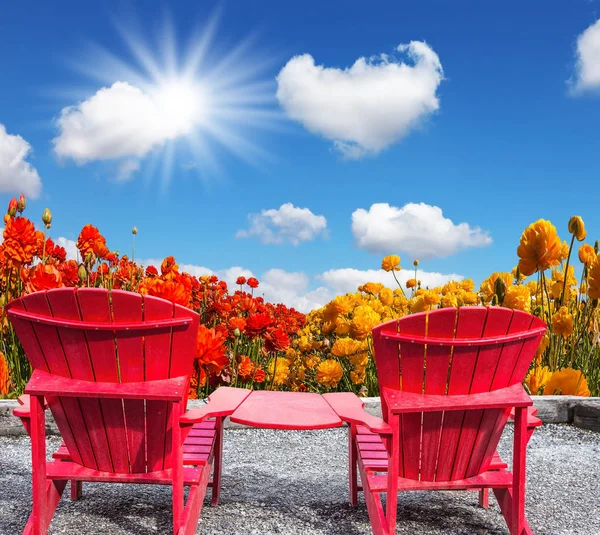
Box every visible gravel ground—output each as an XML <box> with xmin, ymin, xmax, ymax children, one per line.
<box><xmin>0</xmin><ymin>424</ymin><xmax>598</xmax><ymax>534</ymax></box>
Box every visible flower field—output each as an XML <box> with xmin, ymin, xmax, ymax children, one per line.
<box><xmin>0</xmin><ymin>195</ymin><xmax>597</xmax><ymax>398</ymax></box>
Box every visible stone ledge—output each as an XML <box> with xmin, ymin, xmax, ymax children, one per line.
<box><xmin>1</xmin><ymin>395</ymin><xmax>598</xmax><ymax>436</ymax></box>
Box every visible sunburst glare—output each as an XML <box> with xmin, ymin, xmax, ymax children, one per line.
<box><xmin>55</xmin><ymin>9</ymin><xmax>283</xmax><ymax>187</ymax></box>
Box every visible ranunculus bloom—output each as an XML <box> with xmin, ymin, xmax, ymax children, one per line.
<box><xmin>58</xmin><ymin>260</ymin><xmax>79</xmax><ymax>286</ymax></box>
<box><xmin>544</xmin><ymin>368</ymin><xmax>590</xmax><ymax>396</ymax></box>
<box><xmin>247</xmin><ymin>277</ymin><xmax>259</xmax><ymax>289</ymax></box>
<box><xmin>588</xmin><ymin>254</ymin><xmax>600</xmax><ymax>300</ymax></box>
<box><xmin>145</xmin><ymin>265</ymin><xmax>159</xmax><ymax>277</ymax></box>
<box><xmin>381</xmin><ymin>254</ymin><xmax>401</xmax><ymax>272</ymax></box>
<box><xmin>264</xmin><ymin>326</ymin><xmax>290</xmax><ymax>353</ymax></box>
<box><xmin>245</xmin><ymin>312</ymin><xmax>272</xmax><ymax>337</ymax></box>
<box><xmin>236</xmin><ymin>356</ymin><xmax>255</xmax><ymax>382</ymax></box>
<box><xmin>77</xmin><ymin>224</ymin><xmax>106</xmax><ymax>260</ymax></box>
<box><xmin>517</xmin><ymin>220</ymin><xmax>562</xmax><ymax>276</ymax></box>
<box><xmin>228</xmin><ymin>316</ymin><xmax>246</xmax><ymax>332</ymax></box>
<box><xmin>2</xmin><ymin>216</ymin><xmax>38</xmax><ymax>265</ymax></box>
<box><xmin>551</xmin><ymin>306</ymin><xmax>573</xmax><ymax>338</ymax></box>
<box><xmin>0</xmin><ymin>351</ymin><xmax>9</xmax><ymax>395</ymax></box>
<box><xmin>195</xmin><ymin>325</ymin><xmax>229</xmax><ymax>375</ymax></box>
<box><xmin>525</xmin><ymin>365</ymin><xmax>552</xmax><ymax>395</ymax></box>
<box><xmin>578</xmin><ymin>244</ymin><xmax>596</xmax><ymax>267</ymax></box>
<box><xmin>331</xmin><ymin>337</ymin><xmax>365</xmax><ymax>357</ymax></box>
<box><xmin>406</xmin><ymin>278</ymin><xmax>418</xmax><ymax>289</ymax></box>
<box><xmin>25</xmin><ymin>264</ymin><xmax>64</xmax><ymax>293</ymax></box>
<box><xmin>502</xmin><ymin>285</ymin><xmax>531</xmax><ymax>313</ymax></box>
<box><xmin>236</xmin><ymin>276</ymin><xmax>247</xmax><ymax>285</ymax></box>
<box><xmin>161</xmin><ymin>256</ymin><xmax>179</xmax><ymax>276</ymax></box>
<box><xmin>315</xmin><ymin>359</ymin><xmax>343</xmax><ymax>388</ymax></box>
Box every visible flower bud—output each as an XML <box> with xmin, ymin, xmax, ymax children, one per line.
<box><xmin>78</xmin><ymin>263</ymin><xmax>87</xmax><ymax>281</ymax></box>
<box><xmin>42</xmin><ymin>208</ymin><xmax>52</xmax><ymax>228</ymax></box>
<box><xmin>491</xmin><ymin>294</ymin><xmax>499</xmax><ymax>306</ymax></box>
<box><xmin>7</xmin><ymin>198</ymin><xmax>17</xmax><ymax>217</ymax></box>
<box><xmin>413</xmin><ymin>260</ymin><xmax>419</xmax><ymax>267</ymax></box>
<box><xmin>595</xmin><ymin>240</ymin><xmax>599</xmax><ymax>254</ymax></box>
<box><xmin>568</xmin><ymin>216</ymin><xmax>586</xmax><ymax>241</ymax></box>
<box><xmin>233</xmin><ymin>328</ymin><xmax>241</xmax><ymax>337</ymax></box>
<box><xmin>17</xmin><ymin>194</ymin><xmax>26</xmax><ymax>213</ymax></box>
<box><xmin>494</xmin><ymin>277</ymin><xmax>506</xmax><ymax>304</ymax></box>
<box><xmin>132</xmin><ymin>226</ymin><xmax>138</xmax><ymax>235</ymax></box>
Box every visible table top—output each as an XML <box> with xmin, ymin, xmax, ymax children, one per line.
<box><xmin>229</xmin><ymin>390</ymin><xmax>344</xmax><ymax>430</ymax></box>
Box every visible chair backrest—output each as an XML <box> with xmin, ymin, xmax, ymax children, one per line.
<box><xmin>371</xmin><ymin>306</ymin><xmax>546</xmax><ymax>482</ymax></box>
<box><xmin>6</xmin><ymin>288</ymin><xmax>199</xmax><ymax>475</ymax></box>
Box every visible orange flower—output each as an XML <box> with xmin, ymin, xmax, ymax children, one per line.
<box><xmin>315</xmin><ymin>359</ymin><xmax>343</xmax><ymax>388</ymax></box>
<box><xmin>247</xmin><ymin>277</ymin><xmax>259</xmax><ymax>289</ymax></box>
<box><xmin>551</xmin><ymin>306</ymin><xmax>573</xmax><ymax>338</ymax></box>
<box><xmin>196</xmin><ymin>325</ymin><xmax>229</xmax><ymax>375</ymax></box>
<box><xmin>24</xmin><ymin>264</ymin><xmax>64</xmax><ymax>293</ymax></box>
<box><xmin>58</xmin><ymin>260</ymin><xmax>79</xmax><ymax>286</ymax></box>
<box><xmin>245</xmin><ymin>312</ymin><xmax>272</xmax><ymax>337</ymax></box>
<box><xmin>588</xmin><ymin>254</ymin><xmax>600</xmax><ymax>300</ymax></box>
<box><xmin>543</xmin><ymin>368</ymin><xmax>590</xmax><ymax>396</ymax></box>
<box><xmin>228</xmin><ymin>317</ymin><xmax>246</xmax><ymax>332</ymax></box>
<box><xmin>517</xmin><ymin>220</ymin><xmax>563</xmax><ymax>276</ymax></box>
<box><xmin>237</xmin><ymin>356</ymin><xmax>255</xmax><ymax>382</ymax></box>
<box><xmin>525</xmin><ymin>365</ymin><xmax>552</xmax><ymax>395</ymax></box>
<box><xmin>406</xmin><ymin>278</ymin><xmax>418</xmax><ymax>289</ymax></box>
<box><xmin>264</xmin><ymin>326</ymin><xmax>290</xmax><ymax>352</ymax></box>
<box><xmin>139</xmin><ymin>275</ymin><xmax>191</xmax><ymax>307</ymax></box>
<box><xmin>77</xmin><ymin>224</ymin><xmax>106</xmax><ymax>260</ymax></box>
<box><xmin>568</xmin><ymin>216</ymin><xmax>586</xmax><ymax>241</ymax></box>
<box><xmin>2</xmin><ymin>216</ymin><xmax>38</xmax><ymax>265</ymax></box>
<box><xmin>0</xmin><ymin>351</ymin><xmax>9</xmax><ymax>395</ymax></box>
<box><xmin>578</xmin><ymin>244</ymin><xmax>596</xmax><ymax>267</ymax></box>
<box><xmin>161</xmin><ymin>256</ymin><xmax>179</xmax><ymax>276</ymax></box>
<box><xmin>253</xmin><ymin>366</ymin><xmax>266</xmax><ymax>383</ymax></box>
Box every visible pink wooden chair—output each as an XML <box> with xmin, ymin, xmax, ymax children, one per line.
<box><xmin>7</xmin><ymin>288</ymin><xmax>249</xmax><ymax>535</ymax></box>
<box><xmin>325</xmin><ymin>307</ymin><xmax>546</xmax><ymax>535</ymax></box>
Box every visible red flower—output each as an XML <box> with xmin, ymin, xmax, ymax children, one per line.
<box><xmin>245</xmin><ymin>312</ymin><xmax>272</xmax><ymax>337</ymax></box>
<box><xmin>145</xmin><ymin>265</ymin><xmax>159</xmax><ymax>277</ymax></box>
<box><xmin>253</xmin><ymin>367</ymin><xmax>266</xmax><ymax>383</ymax></box>
<box><xmin>228</xmin><ymin>317</ymin><xmax>247</xmax><ymax>332</ymax></box>
<box><xmin>24</xmin><ymin>264</ymin><xmax>64</xmax><ymax>293</ymax></box>
<box><xmin>247</xmin><ymin>277</ymin><xmax>259</xmax><ymax>289</ymax></box>
<box><xmin>2</xmin><ymin>216</ymin><xmax>38</xmax><ymax>265</ymax></box>
<box><xmin>236</xmin><ymin>276</ymin><xmax>246</xmax><ymax>285</ymax></box>
<box><xmin>161</xmin><ymin>256</ymin><xmax>178</xmax><ymax>276</ymax></box>
<box><xmin>264</xmin><ymin>326</ymin><xmax>290</xmax><ymax>353</ymax></box>
<box><xmin>77</xmin><ymin>224</ymin><xmax>106</xmax><ymax>260</ymax></box>
<box><xmin>236</xmin><ymin>356</ymin><xmax>254</xmax><ymax>382</ymax></box>
<box><xmin>58</xmin><ymin>260</ymin><xmax>79</xmax><ymax>286</ymax></box>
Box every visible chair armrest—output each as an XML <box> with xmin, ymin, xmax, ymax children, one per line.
<box><xmin>25</xmin><ymin>370</ymin><xmax>187</xmax><ymax>401</ymax></box>
<box><xmin>180</xmin><ymin>387</ymin><xmax>252</xmax><ymax>425</ymax></box>
<box><xmin>322</xmin><ymin>392</ymin><xmax>392</xmax><ymax>434</ymax></box>
<box><xmin>382</xmin><ymin>383</ymin><xmax>533</xmax><ymax>414</ymax></box>
<box><xmin>509</xmin><ymin>406</ymin><xmax>542</xmax><ymax>428</ymax></box>
<box><xmin>12</xmin><ymin>394</ymin><xmax>49</xmax><ymax>418</ymax></box>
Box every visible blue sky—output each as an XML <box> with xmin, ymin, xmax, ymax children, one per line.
<box><xmin>1</xmin><ymin>1</ymin><xmax>599</xmax><ymax>311</ymax></box>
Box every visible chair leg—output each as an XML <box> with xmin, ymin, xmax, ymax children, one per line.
<box><xmin>478</xmin><ymin>488</ymin><xmax>489</xmax><ymax>508</ymax></box>
<box><xmin>211</xmin><ymin>416</ymin><xmax>224</xmax><ymax>506</ymax></box>
<box><xmin>349</xmin><ymin>424</ymin><xmax>358</xmax><ymax>506</ymax></box>
<box><xmin>70</xmin><ymin>481</ymin><xmax>82</xmax><ymax>501</ymax></box>
<box><xmin>30</xmin><ymin>395</ymin><xmax>48</xmax><ymax>535</ymax></box>
<box><xmin>172</xmin><ymin>402</ymin><xmax>184</xmax><ymax>535</ymax></box>
<box><xmin>385</xmin><ymin>417</ymin><xmax>400</xmax><ymax>535</ymax></box>
<box><xmin>511</xmin><ymin>407</ymin><xmax>527</xmax><ymax>535</ymax></box>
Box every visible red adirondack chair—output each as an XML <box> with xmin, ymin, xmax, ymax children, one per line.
<box><xmin>7</xmin><ymin>288</ymin><xmax>250</xmax><ymax>535</ymax></box>
<box><xmin>325</xmin><ymin>307</ymin><xmax>546</xmax><ymax>535</ymax></box>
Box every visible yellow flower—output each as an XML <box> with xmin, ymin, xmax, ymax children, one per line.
<box><xmin>323</xmin><ymin>295</ymin><xmax>355</xmax><ymax>321</ymax></box>
<box><xmin>551</xmin><ymin>306</ymin><xmax>573</xmax><ymax>338</ymax></box>
<box><xmin>335</xmin><ymin>316</ymin><xmax>351</xmax><ymax>336</ymax></box>
<box><xmin>350</xmin><ymin>367</ymin><xmax>366</xmax><ymax>385</ymax></box>
<box><xmin>315</xmin><ymin>359</ymin><xmax>343</xmax><ymax>388</ymax></box>
<box><xmin>379</xmin><ymin>287</ymin><xmax>393</xmax><ymax>306</ymax></box>
<box><xmin>297</xmin><ymin>335</ymin><xmax>312</xmax><ymax>353</ymax></box>
<box><xmin>331</xmin><ymin>337</ymin><xmax>365</xmax><ymax>357</ymax></box>
<box><xmin>461</xmin><ymin>291</ymin><xmax>479</xmax><ymax>305</ymax></box>
<box><xmin>406</xmin><ymin>278</ymin><xmax>418</xmax><ymax>289</ymax></box>
<box><xmin>460</xmin><ymin>279</ymin><xmax>475</xmax><ymax>292</ymax></box>
<box><xmin>268</xmin><ymin>357</ymin><xmax>290</xmax><ymax>386</ymax></box>
<box><xmin>588</xmin><ymin>254</ymin><xmax>600</xmax><ymax>300</ymax></box>
<box><xmin>381</xmin><ymin>255</ymin><xmax>401</xmax><ymax>272</ymax></box>
<box><xmin>440</xmin><ymin>293</ymin><xmax>458</xmax><ymax>308</ymax></box>
<box><xmin>503</xmin><ymin>285</ymin><xmax>531</xmax><ymax>313</ymax></box>
<box><xmin>578</xmin><ymin>244</ymin><xmax>596</xmax><ymax>267</ymax></box>
<box><xmin>305</xmin><ymin>355</ymin><xmax>320</xmax><ymax>370</ymax></box>
<box><xmin>525</xmin><ymin>365</ymin><xmax>552</xmax><ymax>395</ymax></box>
<box><xmin>568</xmin><ymin>216</ymin><xmax>586</xmax><ymax>241</ymax></box>
<box><xmin>349</xmin><ymin>352</ymin><xmax>369</xmax><ymax>367</ymax></box>
<box><xmin>350</xmin><ymin>305</ymin><xmax>380</xmax><ymax>340</ymax></box>
<box><xmin>535</xmin><ymin>334</ymin><xmax>549</xmax><ymax>363</ymax></box>
<box><xmin>359</xmin><ymin>282</ymin><xmax>384</xmax><ymax>295</ymax></box>
<box><xmin>422</xmin><ymin>289</ymin><xmax>441</xmax><ymax>307</ymax></box>
<box><xmin>544</xmin><ymin>368</ymin><xmax>590</xmax><ymax>396</ymax></box>
<box><xmin>517</xmin><ymin>220</ymin><xmax>563</xmax><ymax>276</ymax></box>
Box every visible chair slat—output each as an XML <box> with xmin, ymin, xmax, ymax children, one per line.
<box><xmin>111</xmin><ymin>291</ymin><xmax>147</xmax><ymax>473</ymax></box>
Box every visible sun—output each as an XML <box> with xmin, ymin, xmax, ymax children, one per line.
<box><xmin>66</xmin><ymin>9</ymin><xmax>281</xmax><ymax>185</ymax></box>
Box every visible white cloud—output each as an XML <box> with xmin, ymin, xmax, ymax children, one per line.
<box><xmin>114</xmin><ymin>159</ymin><xmax>141</xmax><ymax>182</ymax></box>
<box><xmin>569</xmin><ymin>20</ymin><xmax>600</xmax><ymax>94</ymax></box>
<box><xmin>276</xmin><ymin>41</ymin><xmax>443</xmax><ymax>159</ymax></box>
<box><xmin>351</xmin><ymin>202</ymin><xmax>491</xmax><ymax>259</ymax></box>
<box><xmin>236</xmin><ymin>203</ymin><xmax>328</xmax><ymax>245</ymax></box>
<box><xmin>53</xmin><ymin>81</ymin><xmax>200</xmax><ymax>163</ymax></box>
<box><xmin>0</xmin><ymin>124</ymin><xmax>42</xmax><ymax>198</ymax></box>
<box><xmin>55</xmin><ymin>237</ymin><xmax>78</xmax><ymax>261</ymax></box>
<box><xmin>140</xmin><ymin>257</ymin><xmax>462</xmax><ymax>313</ymax></box>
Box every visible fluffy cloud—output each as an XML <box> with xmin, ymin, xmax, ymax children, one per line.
<box><xmin>351</xmin><ymin>202</ymin><xmax>492</xmax><ymax>259</ymax></box>
<box><xmin>569</xmin><ymin>20</ymin><xmax>600</xmax><ymax>94</ymax></box>
<box><xmin>276</xmin><ymin>41</ymin><xmax>443</xmax><ymax>158</ymax></box>
<box><xmin>114</xmin><ymin>159</ymin><xmax>141</xmax><ymax>182</ymax></box>
<box><xmin>139</xmin><ymin>258</ymin><xmax>462</xmax><ymax>313</ymax></box>
<box><xmin>53</xmin><ymin>81</ymin><xmax>199</xmax><ymax>163</ymax></box>
<box><xmin>0</xmin><ymin>124</ymin><xmax>42</xmax><ymax>198</ymax></box>
<box><xmin>236</xmin><ymin>203</ymin><xmax>328</xmax><ymax>245</ymax></box>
